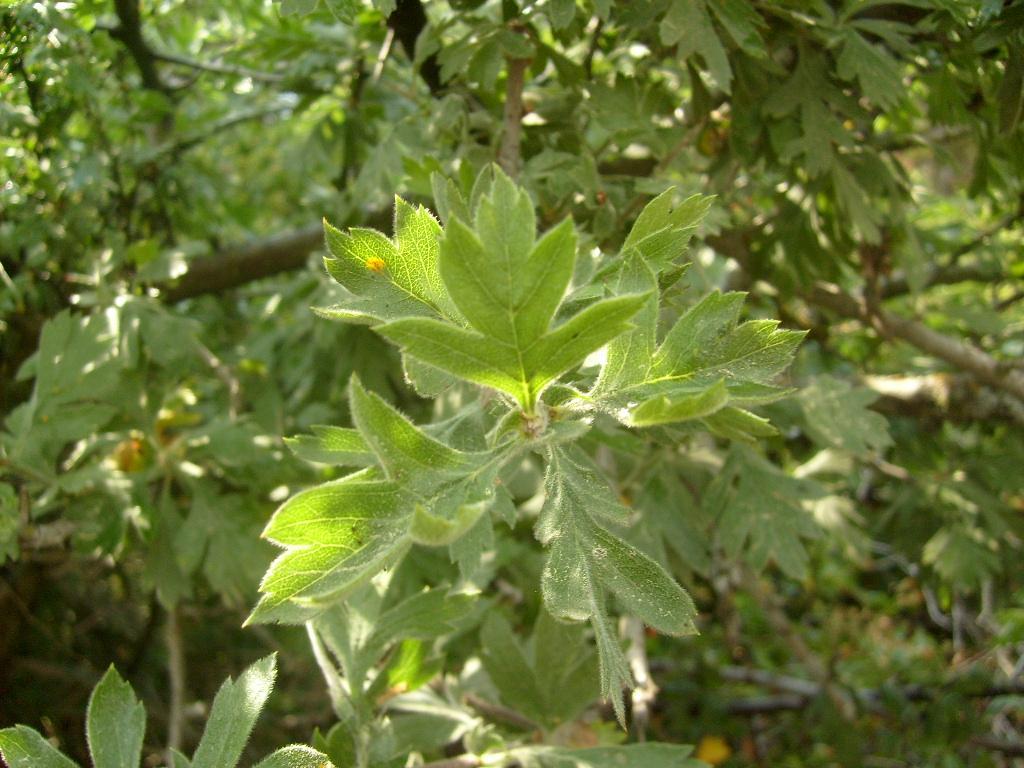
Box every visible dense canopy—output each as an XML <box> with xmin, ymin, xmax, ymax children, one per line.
<box><xmin>2</xmin><ymin>1</ymin><xmax>1023</xmax><ymax>766</ymax></box>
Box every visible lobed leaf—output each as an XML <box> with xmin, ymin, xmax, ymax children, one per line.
<box><xmin>321</xmin><ymin>196</ymin><xmax>453</xmax><ymax>324</ymax></box>
<box><xmin>535</xmin><ymin>447</ymin><xmax>698</xmax><ymax>722</ymax></box>
<box><xmin>596</xmin><ymin>290</ymin><xmax>803</xmax><ymax>429</ymax></box>
<box><xmin>798</xmin><ymin>375</ymin><xmax>892</xmax><ymax>456</ymax></box>
<box><xmin>253</xmin><ymin>745</ymin><xmax>334</xmax><ymax>768</ymax></box>
<box><xmin>350</xmin><ymin>378</ymin><xmax>474</xmax><ymax>492</ymax></box>
<box><xmin>190</xmin><ymin>654</ymin><xmax>277</xmax><ymax>768</ymax></box>
<box><xmin>251</xmin><ymin>472</ymin><xmax>411</xmax><ymax>622</ymax></box>
<box><xmin>0</xmin><ymin>726</ymin><xmax>79</xmax><ymax>768</ymax></box>
<box><xmin>86</xmin><ymin>667</ymin><xmax>145</xmax><ymax>768</ymax></box>
<box><xmin>705</xmin><ymin>446</ymin><xmax>822</xmax><ymax>579</ymax></box>
<box><xmin>376</xmin><ymin>168</ymin><xmax>648</xmax><ymax>413</ymax></box>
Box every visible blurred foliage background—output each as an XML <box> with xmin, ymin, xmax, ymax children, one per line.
<box><xmin>2</xmin><ymin>0</ymin><xmax>1024</xmax><ymax>765</ymax></box>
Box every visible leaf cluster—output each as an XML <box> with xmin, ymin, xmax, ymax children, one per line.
<box><xmin>256</xmin><ymin>169</ymin><xmax>803</xmax><ymax>726</ymax></box>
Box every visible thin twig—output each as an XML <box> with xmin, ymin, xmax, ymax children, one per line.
<box><xmin>464</xmin><ymin>692</ymin><xmax>539</xmax><ymax>731</ymax></box>
<box><xmin>617</xmin><ymin>123</ymin><xmax>702</xmax><ymax>225</ymax></box>
<box><xmin>165</xmin><ymin>605</ymin><xmax>186</xmax><ymax>763</ymax></box>
<box><xmin>946</xmin><ymin>203</ymin><xmax>1024</xmax><ymax>266</ymax></box>
<box><xmin>372</xmin><ymin>27</ymin><xmax>396</xmax><ymax>83</ymax></box>
<box><xmin>498</xmin><ymin>56</ymin><xmax>530</xmax><ymax>178</ymax></box>
<box><xmin>622</xmin><ymin>616</ymin><xmax>657</xmax><ymax>741</ymax></box>
<box><xmin>194</xmin><ymin>340</ymin><xmax>242</xmax><ymax>418</ymax></box>
<box><xmin>583</xmin><ymin>17</ymin><xmax>604</xmax><ymax>78</ymax></box>
<box><xmin>721</xmin><ymin>666</ymin><xmax>820</xmax><ymax>697</ymax></box>
<box><xmin>740</xmin><ymin>568</ymin><xmax>857</xmax><ymax>720</ymax></box>
<box><xmin>973</xmin><ymin>735</ymin><xmax>1024</xmax><ymax>756</ymax></box>
<box><xmin>153</xmin><ymin>105</ymin><xmax>292</xmax><ymax>158</ymax></box>
<box><xmin>153</xmin><ymin>50</ymin><xmax>285</xmax><ymax>82</ymax></box>
<box><xmin>996</xmin><ymin>288</ymin><xmax>1024</xmax><ymax>311</ymax></box>
<box><xmin>880</xmin><ymin>262</ymin><xmax>1006</xmax><ymax>299</ymax></box>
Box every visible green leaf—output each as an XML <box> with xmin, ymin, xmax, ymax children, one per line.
<box><xmin>0</xmin><ymin>483</ymin><xmax>18</xmax><ymax>562</ymax></box>
<box><xmin>368</xmin><ymin>588</ymin><xmax>473</xmax><ymax>648</ymax></box>
<box><xmin>251</xmin><ymin>472</ymin><xmax>410</xmax><ymax>622</ymax></box>
<box><xmin>440</xmin><ymin>213</ymin><xmax>575</xmax><ymax>348</ymax></box>
<box><xmin>480</xmin><ymin>613</ymin><xmax>546</xmax><ymax>724</ymax></box>
<box><xmin>621</xmin><ymin>189</ymin><xmax>713</xmax><ymax>271</ymax></box>
<box><xmin>653</xmin><ymin>293</ymin><xmax>801</xmax><ymax>384</ymax></box>
<box><xmin>594</xmin><ymin>254</ymin><xmax>659</xmax><ymax>393</ymax></box>
<box><xmin>86</xmin><ymin>667</ymin><xmax>145</xmax><ymax>768</ymax></box>
<box><xmin>350</xmin><ymin>378</ymin><xmax>503</xmax><ymax>546</ymax></box>
<box><xmin>403</xmin><ymin>356</ymin><xmax>456</xmax><ymax>397</ymax></box>
<box><xmin>708</xmin><ymin>0</ymin><xmax>766</xmax><ymax>58</ymax></box>
<box><xmin>279</xmin><ymin>0</ymin><xmax>319</xmax><ymax>15</ymax></box>
<box><xmin>254</xmin><ymin>375</ymin><xmax>509</xmax><ymax>621</ymax></box>
<box><xmin>535</xmin><ymin>447</ymin><xmax>697</xmax><ymax>722</ymax></box>
<box><xmin>378</xmin><ymin>171</ymin><xmax>649</xmax><ymax>412</ymax></box>
<box><xmin>376</xmin><ymin>318</ymin><xmax>527</xmax><ymax>402</ymax></box>
<box><xmin>524</xmin><ymin>293</ymin><xmax>651</xmax><ymax>396</ymax></box>
<box><xmin>321</xmin><ymin>197</ymin><xmax>451</xmax><ymax>324</ymax></box>
<box><xmin>323</xmin><ymin>0</ymin><xmax>360</xmax><ymax>23</ymax></box>
<box><xmin>661</xmin><ymin>0</ymin><xmax>732</xmax><ymax>93</ymax></box>
<box><xmin>629</xmin><ymin>379</ymin><xmax>729</xmax><ymax>426</ymax></box>
<box><xmin>546</xmin><ymin>0</ymin><xmax>576</xmax><ymax>29</ymax></box>
<box><xmin>705</xmin><ymin>447</ymin><xmax>822</xmax><ymax>579</ymax></box>
<box><xmin>832</xmin><ymin>162</ymin><xmax>883</xmax><ymax>243</ymax></box>
<box><xmin>636</xmin><ymin>472</ymin><xmax>712</xmax><ymax>576</ymax></box>
<box><xmin>285</xmin><ymin>426</ymin><xmax>374</xmax><ymax>466</ymax></box>
<box><xmin>410</xmin><ymin>499</ymin><xmax>486</xmax><ymax>546</ymax></box>
<box><xmin>0</xmin><ymin>726</ymin><xmax>79</xmax><ymax>768</ymax></box>
<box><xmin>479</xmin><ymin>609</ymin><xmax>598</xmax><ymax>727</ymax></box>
<box><xmin>350</xmin><ymin>378</ymin><xmax>473</xmax><ymax>493</ymax></box>
<box><xmin>531</xmin><ymin>609</ymin><xmax>599</xmax><ymax>724</ymax></box>
<box><xmin>763</xmin><ymin>50</ymin><xmax>851</xmax><ymax>180</ymax></box>
<box><xmin>386</xmin><ymin>639</ymin><xmax>442</xmax><ymax>692</ymax></box>
<box><xmin>254</xmin><ymin>745</ymin><xmax>334</xmax><ymax>768</ymax></box>
<box><xmin>191</xmin><ymin>654</ymin><xmax>277</xmax><ymax>768</ymax></box>
<box><xmin>518</xmin><ymin>742</ymin><xmax>702</xmax><ymax>767</ymax></box>
<box><xmin>798</xmin><ymin>375</ymin><xmax>892</xmax><ymax>456</ymax></box>
<box><xmin>998</xmin><ymin>41</ymin><xmax>1024</xmax><ymax>134</ymax></box>
<box><xmin>703</xmin><ymin>406</ymin><xmax>778</xmax><ymax>441</ymax></box>
<box><xmin>598</xmin><ymin>291</ymin><xmax>802</xmax><ymax>428</ymax></box>
<box><xmin>923</xmin><ymin>525</ymin><xmax>1002</xmax><ymax>588</ymax></box>
<box><xmin>837</xmin><ymin>30</ymin><xmax>903</xmax><ymax>110</ymax></box>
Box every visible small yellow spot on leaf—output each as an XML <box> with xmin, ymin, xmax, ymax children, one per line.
<box><xmin>695</xmin><ymin>735</ymin><xmax>732</xmax><ymax>765</ymax></box>
<box><xmin>365</xmin><ymin>256</ymin><xmax>387</xmax><ymax>273</ymax></box>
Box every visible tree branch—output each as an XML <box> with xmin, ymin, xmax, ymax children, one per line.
<box><xmin>498</xmin><ymin>56</ymin><xmax>530</xmax><ymax>178</ymax></box>
<box><xmin>740</xmin><ymin>568</ymin><xmax>857</xmax><ymax>720</ymax></box>
<box><xmin>464</xmin><ymin>692</ymin><xmax>538</xmax><ymax>732</ymax></box>
<box><xmin>623</xmin><ymin>615</ymin><xmax>657</xmax><ymax>741</ymax></box>
<box><xmin>972</xmin><ymin>736</ymin><xmax>1024</xmax><ymax>757</ymax></box>
<box><xmin>152</xmin><ymin>50</ymin><xmax>285</xmax><ymax>83</ymax></box>
<box><xmin>164</xmin><ymin>605</ymin><xmax>186</xmax><ymax>763</ymax></box>
<box><xmin>157</xmin><ymin>224</ymin><xmax>322</xmax><ymax>302</ymax></box>
<box><xmin>880</xmin><ymin>262</ymin><xmax>1007</xmax><ymax>299</ymax></box>
<box><xmin>807</xmin><ymin>282</ymin><xmax>1024</xmax><ymax>402</ymax></box>
<box><xmin>153</xmin><ymin>106</ymin><xmax>292</xmax><ymax>158</ymax></box>
<box><xmin>865</xmin><ymin>373</ymin><xmax>1024</xmax><ymax>426</ymax></box>
<box><xmin>108</xmin><ymin>0</ymin><xmax>167</xmax><ymax>92</ymax></box>
<box><xmin>721</xmin><ymin>664</ymin><xmax>1024</xmax><ymax>718</ymax></box>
